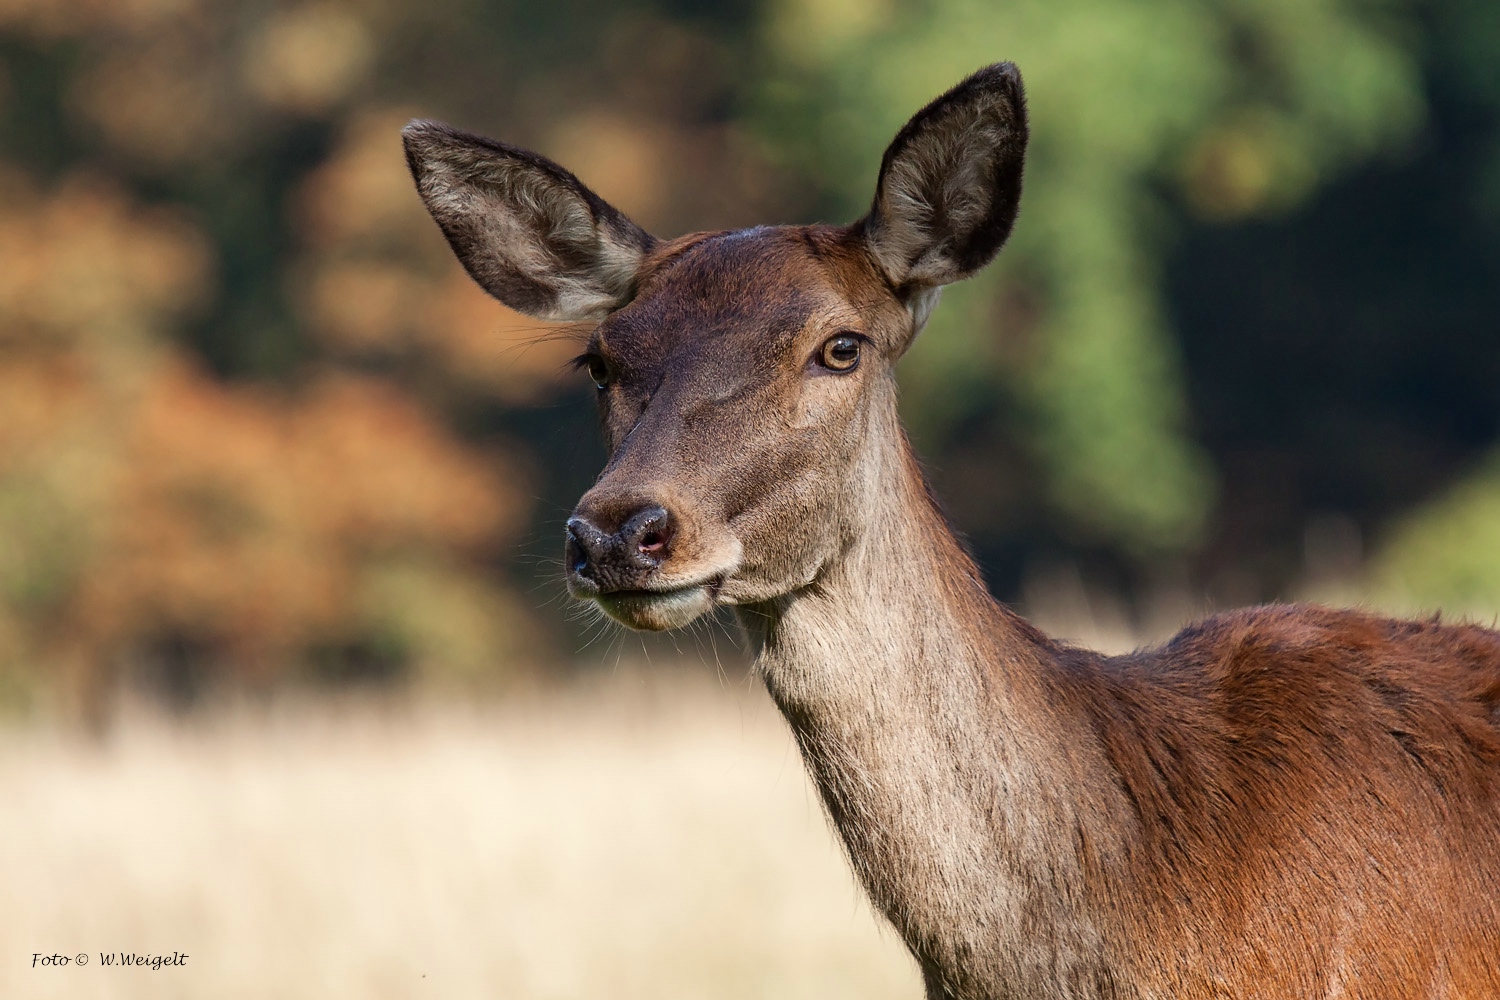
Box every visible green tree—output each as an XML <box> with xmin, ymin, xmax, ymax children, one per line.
<box><xmin>757</xmin><ymin>0</ymin><xmax>1423</xmax><ymax>558</ymax></box>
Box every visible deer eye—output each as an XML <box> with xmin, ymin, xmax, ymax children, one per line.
<box><xmin>818</xmin><ymin>334</ymin><xmax>861</xmax><ymax>372</ymax></box>
<box><xmin>578</xmin><ymin>354</ymin><xmax>611</xmax><ymax>389</ymax></box>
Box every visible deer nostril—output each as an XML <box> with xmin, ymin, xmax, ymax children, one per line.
<box><xmin>568</xmin><ymin>505</ymin><xmax>672</xmax><ymax>581</ymax></box>
<box><xmin>566</xmin><ymin>534</ymin><xmax>588</xmax><ymax>574</ymax></box>
<box><xmin>620</xmin><ymin>505</ymin><xmax>672</xmax><ymax>565</ymax></box>
<box><xmin>566</xmin><ymin>516</ymin><xmax>608</xmax><ymax>579</ymax></box>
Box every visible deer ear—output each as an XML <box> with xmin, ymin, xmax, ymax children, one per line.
<box><xmin>860</xmin><ymin>63</ymin><xmax>1028</xmax><ymax>296</ymax></box>
<box><xmin>402</xmin><ymin>120</ymin><xmax>657</xmax><ymax>322</ymax></box>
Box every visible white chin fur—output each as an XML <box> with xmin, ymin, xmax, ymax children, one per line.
<box><xmin>595</xmin><ymin>586</ymin><xmax>714</xmax><ymax>631</ymax></box>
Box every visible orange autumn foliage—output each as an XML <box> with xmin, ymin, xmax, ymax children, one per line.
<box><xmin>0</xmin><ymin>173</ymin><xmax>533</xmax><ymax>713</ymax></box>
<box><xmin>78</xmin><ymin>363</ymin><xmax>519</xmax><ymax>657</ymax></box>
<box><xmin>0</xmin><ymin>0</ymin><xmax>783</xmax><ymax>720</ymax></box>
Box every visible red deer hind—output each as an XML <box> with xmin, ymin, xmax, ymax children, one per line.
<box><xmin>404</xmin><ymin>63</ymin><xmax>1500</xmax><ymax>999</ymax></box>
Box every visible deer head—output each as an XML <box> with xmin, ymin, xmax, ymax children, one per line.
<box><xmin>404</xmin><ymin>63</ymin><xmax>1028</xmax><ymax>631</ymax></box>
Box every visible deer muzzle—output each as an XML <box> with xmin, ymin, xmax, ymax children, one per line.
<box><xmin>564</xmin><ymin>503</ymin><xmax>721</xmax><ymax>630</ymax></box>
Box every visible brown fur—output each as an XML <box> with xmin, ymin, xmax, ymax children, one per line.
<box><xmin>405</xmin><ymin>63</ymin><xmax>1500</xmax><ymax>998</ymax></box>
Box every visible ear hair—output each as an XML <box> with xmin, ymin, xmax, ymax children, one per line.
<box><xmin>861</xmin><ymin>62</ymin><xmax>1029</xmax><ymax>298</ymax></box>
<box><xmin>402</xmin><ymin>120</ymin><xmax>657</xmax><ymax>322</ymax></box>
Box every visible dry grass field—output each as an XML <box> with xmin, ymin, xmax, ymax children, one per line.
<box><xmin>1</xmin><ymin>664</ymin><xmax>920</xmax><ymax>1000</ymax></box>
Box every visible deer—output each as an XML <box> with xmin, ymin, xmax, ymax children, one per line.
<box><xmin>403</xmin><ymin>63</ymin><xmax>1500</xmax><ymax>999</ymax></box>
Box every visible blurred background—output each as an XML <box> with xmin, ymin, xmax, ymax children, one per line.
<box><xmin>2</xmin><ymin>0</ymin><xmax>1499</xmax><ymax>996</ymax></box>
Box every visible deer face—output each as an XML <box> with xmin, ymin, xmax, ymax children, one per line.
<box><xmin>404</xmin><ymin>63</ymin><xmax>1028</xmax><ymax>630</ymax></box>
<box><xmin>560</xmin><ymin>226</ymin><xmax>912</xmax><ymax>628</ymax></box>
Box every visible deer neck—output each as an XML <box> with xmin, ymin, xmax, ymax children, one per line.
<box><xmin>742</xmin><ymin>395</ymin><xmax>1123</xmax><ymax>994</ymax></box>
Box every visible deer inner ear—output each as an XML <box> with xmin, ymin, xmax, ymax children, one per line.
<box><xmin>861</xmin><ymin>62</ymin><xmax>1028</xmax><ymax>291</ymax></box>
<box><xmin>403</xmin><ymin>120</ymin><xmax>657</xmax><ymax>323</ymax></box>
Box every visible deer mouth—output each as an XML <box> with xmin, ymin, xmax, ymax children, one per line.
<box><xmin>594</xmin><ymin>580</ymin><xmax>719</xmax><ymax>631</ymax></box>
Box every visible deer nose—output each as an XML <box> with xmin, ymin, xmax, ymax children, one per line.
<box><xmin>565</xmin><ymin>505</ymin><xmax>673</xmax><ymax>592</ymax></box>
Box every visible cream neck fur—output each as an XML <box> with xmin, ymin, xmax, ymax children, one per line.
<box><xmin>742</xmin><ymin>397</ymin><xmax>1126</xmax><ymax>999</ymax></box>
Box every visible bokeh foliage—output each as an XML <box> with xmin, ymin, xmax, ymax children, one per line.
<box><xmin>1</xmin><ymin>0</ymin><xmax>1498</xmax><ymax>717</ymax></box>
<box><xmin>761</xmin><ymin>0</ymin><xmax>1423</xmax><ymax>555</ymax></box>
